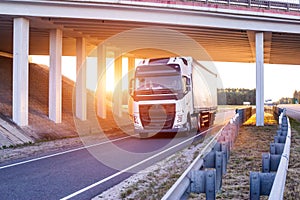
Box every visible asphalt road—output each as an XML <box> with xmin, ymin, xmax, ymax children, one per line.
<box><xmin>0</xmin><ymin>110</ymin><xmax>234</xmax><ymax>200</ymax></box>
<box><xmin>278</xmin><ymin>104</ymin><xmax>300</xmax><ymax>121</ymax></box>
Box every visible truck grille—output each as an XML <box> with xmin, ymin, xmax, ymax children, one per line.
<box><xmin>139</xmin><ymin>104</ymin><xmax>175</xmax><ymax>129</ymax></box>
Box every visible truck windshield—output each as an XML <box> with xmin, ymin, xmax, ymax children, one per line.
<box><xmin>135</xmin><ymin>75</ymin><xmax>182</xmax><ymax>95</ymax></box>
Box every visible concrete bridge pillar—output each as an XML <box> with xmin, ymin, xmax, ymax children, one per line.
<box><xmin>75</xmin><ymin>37</ymin><xmax>87</xmax><ymax>121</ymax></box>
<box><xmin>13</xmin><ymin>17</ymin><xmax>29</xmax><ymax>126</ymax></box>
<box><xmin>127</xmin><ymin>57</ymin><xmax>135</xmax><ymax>117</ymax></box>
<box><xmin>114</xmin><ymin>52</ymin><xmax>123</xmax><ymax>118</ymax></box>
<box><xmin>256</xmin><ymin>32</ymin><xmax>264</xmax><ymax>126</ymax></box>
<box><xmin>127</xmin><ymin>57</ymin><xmax>135</xmax><ymax>78</ymax></box>
<box><xmin>97</xmin><ymin>45</ymin><xmax>106</xmax><ymax>119</ymax></box>
<box><xmin>49</xmin><ymin>29</ymin><xmax>62</xmax><ymax>123</ymax></box>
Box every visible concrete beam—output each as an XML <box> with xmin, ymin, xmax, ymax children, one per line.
<box><xmin>247</xmin><ymin>31</ymin><xmax>272</xmax><ymax>64</ymax></box>
<box><xmin>0</xmin><ymin>51</ymin><xmax>13</xmax><ymax>58</ymax></box>
<box><xmin>114</xmin><ymin>53</ymin><xmax>123</xmax><ymax>118</ymax></box>
<box><xmin>2</xmin><ymin>1</ymin><xmax>300</xmax><ymax>34</ymax></box>
<box><xmin>49</xmin><ymin>29</ymin><xmax>62</xmax><ymax>123</ymax></box>
<box><xmin>264</xmin><ymin>32</ymin><xmax>272</xmax><ymax>64</ymax></box>
<box><xmin>247</xmin><ymin>30</ymin><xmax>255</xmax><ymax>63</ymax></box>
<box><xmin>256</xmin><ymin>32</ymin><xmax>264</xmax><ymax>126</ymax></box>
<box><xmin>96</xmin><ymin>45</ymin><xmax>106</xmax><ymax>119</ymax></box>
<box><xmin>75</xmin><ymin>37</ymin><xmax>87</xmax><ymax>121</ymax></box>
<box><xmin>13</xmin><ymin>17</ymin><xmax>29</xmax><ymax>126</ymax></box>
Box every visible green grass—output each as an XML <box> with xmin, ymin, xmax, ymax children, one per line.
<box><xmin>289</xmin><ymin>118</ymin><xmax>300</xmax><ymax>134</ymax></box>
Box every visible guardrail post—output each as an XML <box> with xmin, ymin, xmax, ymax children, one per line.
<box><xmin>270</xmin><ymin>143</ymin><xmax>284</xmax><ymax>155</ymax></box>
<box><xmin>221</xmin><ymin>142</ymin><xmax>229</xmax><ymax>173</ymax></box>
<box><xmin>203</xmin><ymin>142</ymin><xmax>224</xmax><ymax>191</ymax></box>
<box><xmin>190</xmin><ymin>169</ymin><xmax>216</xmax><ymax>199</ymax></box>
<box><xmin>262</xmin><ymin>153</ymin><xmax>281</xmax><ymax>172</ymax></box>
<box><xmin>250</xmin><ymin>172</ymin><xmax>260</xmax><ymax>200</ymax></box>
<box><xmin>276</xmin><ymin>130</ymin><xmax>287</xmax><ymax>137</ymax></box>
<box><xmin>206</xmin><ymin>169</ymin><xmax>216</xmax><ymax>199</ymax></box>
<box><xmin>262</xmin><ymin>153</ymin><xmax>270</xmax><ymax>173</ymax></box>
<box><xmin>274</xmin><ymin>135</ymin><xmax>286</xmax><ymax>143</ymax></box>
<box><xmin>190</xmin><ymin>170</ymin><xmax>205</xmax><ymax>194</ymax></box>
<box><xmin>250</xmin><ymin>172</ymin><xmax>276</xmax><ymax>199</ymax></box>
<box><xmin>259</xmin><ymin>173</ymin><xmax>276</xmax><ymax>196</ymax></box>
<box><xmin>236</xmin><ymin>109</ymin><xmax>244</xmax><ymax>125</ymax></box>
<box><xmin>215</xmin><ymin>151</ymin><xmax>223</xmax><ymax>190</ymax></box>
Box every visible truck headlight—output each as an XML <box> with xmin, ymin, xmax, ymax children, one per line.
<box><xmin>176</xmin><ymin>114</ymin><xmax>183</xmax><ymax>123</ymax></box>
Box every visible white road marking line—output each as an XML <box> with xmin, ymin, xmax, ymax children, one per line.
<box><xmin>60</xmin><ymin>126</ymin><xmax>219</xmax><ymax>200</ymax></box>
<box><xmin>0</xmin><ymin>135</ymin><xmax>134</xmax><ymax>170</ymax></box>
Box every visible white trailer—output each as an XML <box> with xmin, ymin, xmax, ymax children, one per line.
<box><xmin>129</xmin><ymin>57</ymin><xmax>217</xmax><ymax>137</ymax></box>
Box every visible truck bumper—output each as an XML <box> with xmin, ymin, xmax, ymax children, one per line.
<box><xmin>134</xmin><ymin>127</ymin><xmax>188</xmax><ymax>135</ymax></box>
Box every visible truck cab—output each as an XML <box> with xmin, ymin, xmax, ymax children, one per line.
<box><xmin>129</xmin><ymin>57</ymin><xmax>217</xmax><ymax>138</ymax></box>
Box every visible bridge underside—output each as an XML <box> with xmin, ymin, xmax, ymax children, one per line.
<box><xmin>1</xmin><ymin>1</ymin><xmax>300</xmax><ymax>127</ymax></box>
<box><xmin>1</xmin><ymin>16</ymin><xmax>300</xmax><ymax>64</ymax></box>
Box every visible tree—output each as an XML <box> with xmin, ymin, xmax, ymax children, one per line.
<box><xmin>217</xmin><ymin>88</ymin><xmax>256</xmax><ymax>105</ymax></box>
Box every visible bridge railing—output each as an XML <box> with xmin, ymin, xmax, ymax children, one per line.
<box><xmin>125</xmin><ymin>0</ymin><xmax>300</xmax><ymax>12</ymax></box>
<box><xmin>58</xmin><ymin>0</ymin><xmax>300</xmax><ymax>12</ymax></box>
<box><xmin>194</xmin><ymin>0</ymin><xmax>300</xmax><ymax>12</ymax></box>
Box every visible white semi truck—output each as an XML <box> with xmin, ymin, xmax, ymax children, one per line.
<box><xmin>129</xmin><ymin>57</ymin><xmax>218</xmax><ymax>137</ymax></box>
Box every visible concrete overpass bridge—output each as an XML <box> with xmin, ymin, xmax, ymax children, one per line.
<box><xmin>1</xmin><ymin>0</ymin><xmax>300</xmax><ymax>128</ymax></box>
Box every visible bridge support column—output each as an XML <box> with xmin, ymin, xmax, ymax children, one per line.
<box><xmin>127</xmin><ymin>57</ymin><xmax>135</xmax><ymax>117</ymax></box>
<box><xmin>256</xmin><ymin>32</ymin><xmax>264</xmax><ymax>126</ymax></box>
<box><xmin>13</xmin><ymin>18</ymin><xmax>29</xmax><ymax>126</ymax></box>
<box><xmin>114</xmin><ymin>52</ymin><xmax>123</xmax><ymax>118</ymax></box>
<box><xmin>75</xmin><ymin>37</ymin><xmax>87</xmax><ymax>121</ymax></box>
<box><xmin>97</xmin><ymin>45</ymin><xmax>106</xmax><ymax>119</ymax></box>
<box><xmin>49</xmin><ymin>29</ymin><xmax>62</xmax><ymax>123</ymax></box>
<box><xmin>128</xmin><ymin>57</ymin><xmax>135</xmax><ymax>75</ymax></box>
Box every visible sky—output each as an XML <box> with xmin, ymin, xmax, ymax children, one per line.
<box><xmin>30</xmin><ymin>56</ymin><xmax>300</xmax><ymax>102</ymax></box>
<box><xmin>215</xmin><ymin>62</ymin><xmax>300</xmax><ymax>101</ymax></box>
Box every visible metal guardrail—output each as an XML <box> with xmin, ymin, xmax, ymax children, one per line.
<box><xmin>130</xmin><ymin>0</ymin><xmax>300</xmax><ymax>12</ymax></box>
<box><xmin>268</xmin><ymin>109</ymin><xmax>291</xmax><ymax>200</ymax></box>
<box><xmin>162</xmin><ymin>108</ymin><xmax>252</xmax><ymax>200</ymax></box>
<box><xmin>72</xmin><ymin>0</ymin><xmax>300</xmax><ymax>12</ymax></box>
<box><xmin>190</xmin><ymin>0</ymin><xmax>300</xmax><ymax>12</ymax></box>
<box><xmin>249</xmin><ymin>109</ymin><xmax>291</xmax><ymax>200</ymax></box>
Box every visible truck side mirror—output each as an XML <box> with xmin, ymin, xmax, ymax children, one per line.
<box><xmin>129</xmin><ymin>78</ymin><xmax>134</xmax><ymax>97</ymax></box>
